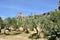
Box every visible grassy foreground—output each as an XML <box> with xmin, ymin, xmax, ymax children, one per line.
<box><xmin>0</xmin><ymin>33</ymin><xmax>41</xmax><ymax>40</ymax></box>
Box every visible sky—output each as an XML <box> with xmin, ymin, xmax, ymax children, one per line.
<box><xmin>0</xmin><ymin>0</ymin><xmax>58</xmax><ymax>19</ymax></box>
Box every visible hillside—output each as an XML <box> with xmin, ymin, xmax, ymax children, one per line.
<box><xmin>0</xmin><ymin>0</ymin><xmax>60</xmax><ymax>40</ymax></box>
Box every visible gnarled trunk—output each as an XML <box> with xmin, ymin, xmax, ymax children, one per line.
<box><xmin>0</xmin><ymin>29</ymin><xmax>1</xmax><ymax>34</ymax></box>
<box><xmin>23</xmin><ymin>27</ymin><xmax>29</xmax><ymax>33</ymax></box>
<box><xmin>36</xmin><ymin>23</ymin><xmax>44</xmax><ymax>38</ymax></box>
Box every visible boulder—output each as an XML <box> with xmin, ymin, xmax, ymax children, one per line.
<box><xmin>4</xmin><ymin>30</ymin><xmax>10</xmax><ymax>35</ymax></box>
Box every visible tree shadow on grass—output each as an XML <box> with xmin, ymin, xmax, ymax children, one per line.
<box><xmin>28</xmin><ymin>33</ymin><xmax>40</xmax><ymax>39</ymax></box>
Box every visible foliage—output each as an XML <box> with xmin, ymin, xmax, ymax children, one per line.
<box><xmin>0</xmin><ymin>10</ymin><xmax>60</xmax><ymax>40</ymax></box>
<box><xmin>0</xmin><ymin>17</ymin><xmax>4</xmax><ymax>29</ymax></box>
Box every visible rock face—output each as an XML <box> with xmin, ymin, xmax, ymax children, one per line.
<box><xmin>19</xmin><ymin>27</ymin><xmax>23</xmax><ymax>31</ymax></box>
<box><xmin>1</xmin><ymin>29</ymin><xmax>5</xmax><ymax>34</ymax></box>
<box><xmin>15</xmin><ymin>12</ymin><xmax>22</xmax><ymax>19</ymax></box>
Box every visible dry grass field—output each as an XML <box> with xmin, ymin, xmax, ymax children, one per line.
<box><xmin>0</xmin><ymin>32</ymin><xmax>48</xmax><ymax>40</ymax></box>
<box><xmin>0</xmin><ymin>33</ymin><xmax>37</xmax><ymax>40</ymax></box>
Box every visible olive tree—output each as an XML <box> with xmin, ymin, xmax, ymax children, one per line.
<box><xmin>0</xmin><ymin>17</ymin><xmax>3</xmax><ymax>33</ymax></box>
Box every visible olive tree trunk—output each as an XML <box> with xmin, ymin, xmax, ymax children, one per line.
<box><xmin>36</xmin><ymin>23</ymin><xmax>44</xmax><ymax>38</ymax></box>
<box><xmin>0</xmin><ymin>29</ymin><xmax>1</xmax><ymax>33</ymax></box>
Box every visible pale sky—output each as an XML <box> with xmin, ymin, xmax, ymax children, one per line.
<box><xmin>0</xmin><ymin>0</ymin><xmax>58</xmax><ymax>19</ymax></box>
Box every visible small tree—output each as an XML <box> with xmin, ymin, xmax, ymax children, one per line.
<box><xmin>4</xmin><ymin>17</ymin><xmax>12</xmax><ymax>31</ymax></box>
<box><xmin>0</xmin><ymin>17</ymin><xmax>3</xmax><ymax>33</ymax></box>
